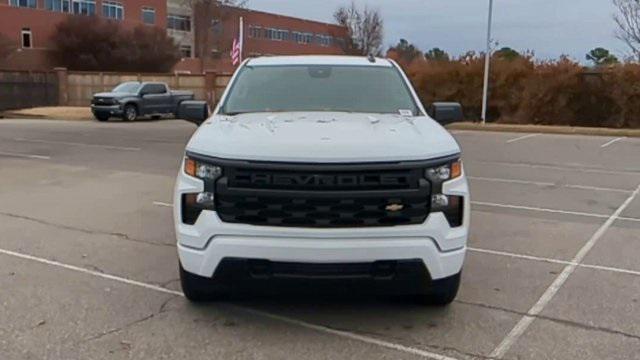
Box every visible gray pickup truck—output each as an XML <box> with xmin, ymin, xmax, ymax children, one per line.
<box><xmin>91</xmin><ymin>82</ymin><xmax>195</xmax><ymax>122</ymax></box>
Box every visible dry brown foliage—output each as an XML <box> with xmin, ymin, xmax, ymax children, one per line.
<box><xmin>398</xmin><ymin>54</ymin><xmax>640</xmax><ymax>128</ymax></box>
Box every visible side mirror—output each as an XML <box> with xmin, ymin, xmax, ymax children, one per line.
<box><xmin>178</xmin><ymin>101</ymin><xmax>209</xmax><ymax>126</ymax></box>
<box><xmin>429</xmin><ymin>102</ymin><xmax>464</xmax><ymax>126</ymax></box>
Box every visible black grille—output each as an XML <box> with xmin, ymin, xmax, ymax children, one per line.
<box><xmin>92</xmin><ymin>97</ymin><xmax>116</xmax><ymax>105</ymax></box>
<box><xmin>214</xmin><ymin>161</ymin><xmax>432</xmax><ymax>228</ymax></box>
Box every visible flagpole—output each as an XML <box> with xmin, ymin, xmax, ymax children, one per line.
<box><xmin>239</xmin><ymin>16</ymin><xmax>244</xmax><ymax>63</ymax></box>
<box><xmin>481</xmin><ymin>0</ymin><xmax>493</xmax><ymax>125</ymax></box>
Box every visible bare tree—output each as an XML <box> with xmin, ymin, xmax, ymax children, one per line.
<box><xmin>334</xmin><ymin>2</ymin><xmax>384</xmax><ymax>56</ymax></box>
<box><xmin>613</xmin><ymin>0</ymin><xmax>640</xmax><ymax>60</ymax></box>
<box><xmin>184</xmin><ymin>0</ymin><xmax>246</xmax><ymax>59</ymax></box>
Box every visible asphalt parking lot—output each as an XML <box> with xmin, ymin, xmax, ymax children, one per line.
<box><xmin>1</xmin><ymin>119</ymin><xmax>639</xmax><ymax>360</ymax></box>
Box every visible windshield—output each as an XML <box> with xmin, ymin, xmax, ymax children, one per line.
<box><xmin>113</xmin><ymin>82</ymin><xmax>141</xmax><ymax>93</ymax></box>
<box><xmin>220</xmin><ymin>65</ymin><xmax>420</xmax><ymax>115</ymax></box>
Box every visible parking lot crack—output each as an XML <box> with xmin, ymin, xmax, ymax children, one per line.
<box><xmin>0</xmin><ymin>211</ymin><xmax>174</xmax><ymax>248</ymax></box>
<box><xmin>79</xmin><ymin>295</ymin><xmax>181</xmax><ymax>345</ymax></box>
<box><xmin>454</xmin><ymin>300</ymin><xmax>528</xmax><ymax>317</ymax></box>
<box><xmin>80</xmin><ymin>313</ymin><xmax>156</xmax><ymax>344</ymax></box>
<box><xmin>536</xmin><ymin>315</ymin><xmax>640</xmax><ymax>342</ymax></box>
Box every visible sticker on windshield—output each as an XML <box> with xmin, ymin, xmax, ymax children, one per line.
<box><xmin>398</xmin><ymin>109</ymin><xmax>413</xmax><ymax>116</ymax></box>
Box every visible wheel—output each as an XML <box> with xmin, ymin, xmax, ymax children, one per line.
<box><xmin>179</xmin><ymin>263</ymin><xmax>224</xmax><ymax>302</ymax></box>
<box><xmin>415</xmin><ymin>272</ymin><xmax>461</xmax><ymax>306</ymax></box>
<box><xmin>94</xmin><ymin>113</ymin><xmax>109</xmax><ymax>122</ymax></box>
<box><xmin>123</xmin><ymin>104</ymin><xmax>138</xmax><ymax>121</ymax></box>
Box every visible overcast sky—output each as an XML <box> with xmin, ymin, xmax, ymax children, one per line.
<box><xmin>249</xmin><ymin>0</ymin><xmax>625</xmax><ymax>62</ymax></box>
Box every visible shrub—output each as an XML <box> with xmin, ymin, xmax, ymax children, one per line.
<box><xmin>404</xmin><ymin>54</ymin><xmax>640</xmax><ymax>128</ymax></box>
<box><xmin>51</xmin><ymin>16</ymin><xmax>179</xmax><ymax>72</ymax></box>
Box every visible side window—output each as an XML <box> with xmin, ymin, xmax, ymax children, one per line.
<box><xmin>142</xmin><ymin>84</ymin><xmax>166</xmax><ymax>95</ymax></box>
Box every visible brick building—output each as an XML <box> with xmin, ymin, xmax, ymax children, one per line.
<box><xmin>0</xmin><ymin>0</ymin><xmax>348</xmax><ymax>73</ymax></box>
<box><xmin>170</xmin><ymin>4</ymin><xmax>349</xmax><ymax>73</ymax></box>
<box><xmin>0</xmin><ymin>0</ymin><xmax>167</xmax><ymax>70</ymax></box>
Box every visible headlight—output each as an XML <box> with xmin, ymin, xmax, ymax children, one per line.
<box><xmin>426</xmin><ymin>159</ymin><xmax>464</xmax><ymax>227</ymax></box>
<box><xmin>182</xmin><ymin>157</ymin><xmax>221</xmax><ymax>225</ymax></box>
<box><xmin>184</xmin><ymin>157</ymin><xmax>222</xmax><ymax>180</ymax></box>
<box><xmin>425</xmin><ymin>159</ymin><xmax>462</xmax><ymax>181</ymax></box>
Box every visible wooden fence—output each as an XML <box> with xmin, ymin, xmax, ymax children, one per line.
<box><xmin>64</xmin><ymin>72</ymin><xmax>207</xmax><ymax>106</ymax></box>
<box><xmin>0</xmin><ymin>71</ymin><xmax>58</xmax><ymax>111</ymax></box>
<box><xmin>0</xmin><ymin>68</ymin><xmax>233</xmax><ymax>110</ymax></box>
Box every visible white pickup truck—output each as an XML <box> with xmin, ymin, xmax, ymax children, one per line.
<box><xmin>174</xmin><ymin>56</ymin><xmax>469</xmax><ymax>305</ymax></box>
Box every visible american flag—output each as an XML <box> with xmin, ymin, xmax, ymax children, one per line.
<box><xmin>231</xmin><ymin>38</ymin><xmax>241</xmax><ymax>66</ymax></box>
<box><xmin>231</xmin><ymin>17</ymin><xmax>244</xmax><ymax>67</ymax></box>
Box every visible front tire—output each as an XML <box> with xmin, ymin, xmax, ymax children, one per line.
<box><xmin>123</xmin><ymin>104</ymin><xmax>138</xmax><ymax>121</ymax></box>
<box><xmin>94</xmin><ymin>113</ymin><xmax>109</xmax><ymax>122</ymax></box>
<box><xmin>416</xmin><ymin>272</ymin><xmax>461</xmax><ymax>306</ymax></box>
<box><xmin>179</xmin><ymin>263</ymin><xmax>224</xmax><ymax>302</ymax></box>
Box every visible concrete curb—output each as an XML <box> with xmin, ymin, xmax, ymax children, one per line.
<box><xmin>446</xmin><ymin>122</ymin><xmax>640</xmax><ymax>137</ymax></box>
<box><xmin>0</xmin><ymin>112</ymin><xmax>92</xmax><ymax>121</ymax></box>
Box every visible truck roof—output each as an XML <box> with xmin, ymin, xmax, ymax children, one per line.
<box><xmin>246</xmin><ymin>55</ymin><xmax>394</xmax><ymax>67</ymax></box>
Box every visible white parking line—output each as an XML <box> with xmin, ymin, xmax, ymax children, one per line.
<box><xmin>473</xmin><ymin>160</ymin><xmax>640</xmax><ymax>177</ymax></box>
<box><xmin>468</xmin><ymin>176</ymin><xmax>633</xmax><ymax>193</ymax></box>
<box><xmin>468</xmin><ymin>248</ymin><xmax>640</xmax><ymax>278</ymax></box>
<box><xmin>489</xmin><ymin>184</ymin><xmax>640</xmax><ymax>359</ymax></box>
<box><xmin>472</xmin><ymin>201</ymin><xmax>640</xmax><ymax>223</ymax></box>
<box><xmin>0</xmin><ymin>247</ymin><xmax>459</xmax><ymax>360</ymax></box>
<box><xmin>506</xmin><ymin>133</ymin><xmax>540</xmax><ymax>143</ymax></box>
<box><xmin>562</xmin><ymin>184</ymin><xmax>634</xmax><ymax>193</ymax></box>
<box><xmin>14</xmin><ymin>138</ymin><xmax>141</xmax><ymax>151</ymax></box>
<box><xmin>471</xmin><ymin>201</ymin><xmax>611</xmax><ymax>219</ymax></box>
<box><xmin>468</xmin><ymin>176</ymin><xmax>554</xmax><ymax>187</ymax></box>
<box><xmin>0</xmin><ymin>247</ymin><xmax>183</xmax><ymax>297</ymax></box>
<box><xmin>601</xmin><ymin>137</ymin><xmax>625</xmax><ymax>148</ymax></box>
<box><xmin>238</xmin><ymin>307</ymin><xmax>460</xmax><ymax>360</ymax></box>
<box><xmin>0</xmin><ymin>151</ymin><xmax>50</xmax><ymax>160</ymax></box>
<box><xmin>468</xmin><ymin>247</ymin><xmax>571</xmax><ymax>266</ymax></box>
<box><xmin>153</xmin><ymin>201</ymin><xmax>173</xmax><ymax>208</ymax></box>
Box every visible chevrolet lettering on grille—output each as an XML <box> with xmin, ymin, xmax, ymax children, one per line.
<box><xmin>245</xmin><ymin>174</ymin><xmax>409</xmax><ymax>187</ymax></box>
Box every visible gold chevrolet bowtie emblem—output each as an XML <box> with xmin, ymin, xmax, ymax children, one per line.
<box><xmin>385</xmin><ymin>203</ymin><xmax>404</xmax><ymax>212</ymax></box>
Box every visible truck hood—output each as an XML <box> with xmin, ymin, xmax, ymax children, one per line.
<box><xmin>93</xmin><ymin>92</ymin><xmax>134</xmax><ymax>98</ymax></box>
<box><xmin>186</xmin><ymin>112</ymin><xmax>461</xmax><ymax>163</ymax></box>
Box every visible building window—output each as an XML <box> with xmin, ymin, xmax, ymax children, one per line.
<box><xmin>10</xmin><ymin>0</ymin><xmax>37</xmax><ymax>8</ymax></box>
<box><xmin>72</xmin><ymin>0</ymin><xmax>95</xmax><ymax>15</ymax></box>
<box><xmin>45</xmin><ymin>0</ymin><xmax>71</xmax><ymax>12</ymax></box>
<box><xmin>102</xmin><ymin>1</ymin><xmax>123</xmax><ymax>20</ymax></box>
<box><xmin>316</xmin><ymin>34</ymin><xmax>333</xmax><ymax>47</ymax></box>
<box><xmin>265</xmin><ymin>28</ymin><xmax>289</xmax><ymax>41</ymax></box>
<box><xmin>249</xmin><ymin>25</ymin><xmax>262</xmax><ymax>38</ymax></box>
<box><xmin>142</xmin><ymin>7</ymin><xmax>156</xmax><ymax>25</ymax></box>
<box><xmin>292</xmin><ymin>32</ymin><xmax>313</xmax><ymax>44</ymax></box>
<box><xmin>179</xmin><ymin>45</ymin><xmax>192</xmax><ymax>58</ymax></box>
<box><xmin>21</xmin><ymin>28</ymin><xmax>32</xmax><ymax>48</ymax></box>
<box><xmin>167</xmin><ymin>14</ymin><xmax>191</xmax><ymax>31</ymax></box>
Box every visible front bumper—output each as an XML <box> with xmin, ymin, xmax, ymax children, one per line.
<box><xmin>174</xmin><ymin>162</ymin><xmax>470</xmax><ymax>281</ymax></box>
<box><xmin>91</xmin><ymin>104</ymin><xmax>123</xmax><ymax>116</ymax></box>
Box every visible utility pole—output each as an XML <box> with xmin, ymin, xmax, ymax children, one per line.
<box><xmin>481</xmin><ymin>0</ymin><xmax>494</xmax><ymax>124</ymax></box>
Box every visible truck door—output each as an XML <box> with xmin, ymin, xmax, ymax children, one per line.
<box><xmin>140</xmin><ymin>84</ymin><xmax>171</xmax><ymax>114</ymax></box>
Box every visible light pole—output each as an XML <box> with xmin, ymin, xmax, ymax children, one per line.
<box><xmin>481</xmin><ymin>0</ymin><xmax>494</xmax><ymax>124</ymax></box>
